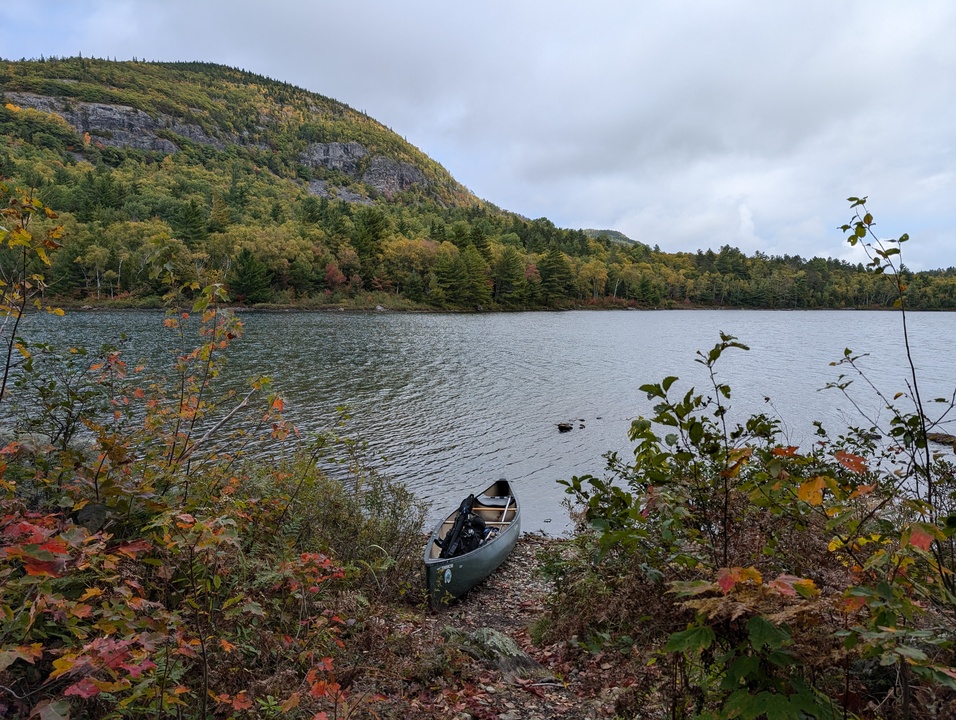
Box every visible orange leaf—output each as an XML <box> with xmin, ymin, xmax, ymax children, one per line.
<box><xmin>232</xmin><ymin>692</ymin><xmax>253</xmax><ymax>711</ymax></box>
<box><xmin>848</xmin><ymin>484</ymin><xmax>876</xmax><ymax>500</ymax></box>
<box><xmin>79</xmin><ymin>587</ymin><xmax>104</xmax><ymax>601</ymax></box>
<box><xmin>905</xmin><ymin>524</ymin><xmax>936</xmax><ymax>552</ymax></box>
<box><xmin>842</xmin><ymin>596</ymin><xmax>866</xmax><ymax>613</ymax></box>
<box><xmin>797</xmin><ymin>477</ymin><xmax>827</xmax><ymax>506</ymax></box>
<box><xmin>835</xmin><ymin>450</ymin><xmax>867</xmax><ymax>474</ymax></box>
<box><xmin>772</xmin><ymin>446</ymin><xmax>800</xmax><ymax>457</ymax></box>
<box><xmin>793</xmin><ymin>578</ymin><xmax>820</xmax><ymax>598</ymax></box>
<box><xmin>219</xmin><ymin>638</ymin><xmax>236</xmax><ymax>653</ymax></box>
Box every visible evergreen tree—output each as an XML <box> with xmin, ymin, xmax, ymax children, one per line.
<box><xmin>461</xmin><ymin>244</ymin><xmax>492</xmax><ymax>308</ymax></box>
<box><xmin>492</xmin><ymin>245</ymin><xmax>524</xmax><ymax>302</ymax></box>
<box><xmin>173</xmin><ymin>198</ymin><xmax>208</xmax><ymax>244</ymax></box>
<box><xmin>538</xmin><ymin>247</ymin><xmax>573</xmax><ymax>304</ymax></box>
<box><xmin>227</xmin><ymin>248</ymin><xmax>273</xmax><ymax>304</ymax></box>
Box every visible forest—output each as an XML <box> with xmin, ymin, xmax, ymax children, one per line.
<box><xmin>3</xmin><ymin>56</ymin><xmax>956</xmax><ymax>312</ymax></box>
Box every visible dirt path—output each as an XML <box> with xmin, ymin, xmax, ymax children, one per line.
<box><xmin>419</xmin><ymin>533</ymin><xmax>624</xmax><ymax>720</ymax></box>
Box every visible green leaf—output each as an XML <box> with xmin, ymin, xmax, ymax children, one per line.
<box><xmin>665</xmin><ymin>625</ymin><xmax>715</xmax><ymax>653</ymax></box>
<box><xmin>747</xmin><ymin>615</ymin><xmax>791</xmax><ymax>651</ymax></box>
<box><xmin>34</xmin><ymin>700</ymin><xmax>71</xmax><ymax>720</ymax></box>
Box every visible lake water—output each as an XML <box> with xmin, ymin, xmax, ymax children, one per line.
<box><xmin>10</xmin><ymin>309</ymin><xmax>956</xmax><ymax>533</ymax></box>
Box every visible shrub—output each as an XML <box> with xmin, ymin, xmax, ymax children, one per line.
<box><xmin>549</xmin><ymin>201</ymin><xmax>956</xmax><ymax>719</ymax></box>
<box><xmin>0</xmin><ymin>287</ymin><xmax>426</xmax><ymax>719</ymax></box>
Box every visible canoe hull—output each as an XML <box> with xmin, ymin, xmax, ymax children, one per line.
<box><xmin>424</xmin><ymin>480</ymin><xmax>520</xmax><ymax>609</ymax></box>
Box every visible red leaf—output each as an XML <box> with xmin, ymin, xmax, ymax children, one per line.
<box><xmin>64</xmin><ymin>677</ymin><xmax>100</xmax><ymax>699</ymax></box>
<box><xmin>906</xmin><ymin>524</ymin><xmax>935</xmax><ymax>552</ymax></box>
<box><xmin>716</xmin><ymin>568</ymin><xmax>736</xmax><ymax>594</ymax></box>
<box><xmin>769</xmin><ymin>574</ymin><xmax>799</xmax><ymax>597</ymax></box>
<box><xmin>772</xmin><ymin>446</ymin><xmax>800</xmax><ymax>457</ymax></box>
<box><xmin>24</xmin><ymin>559</ymin><xmax>63</xmax><ymax>577</ymax></box>
<box><xmin>835</xmin><ymin>450</ymin><xmax>867</xmax><ymax>474</ymax></box>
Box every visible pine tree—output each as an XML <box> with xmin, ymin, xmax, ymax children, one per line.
<box><xmin>538</xmin><ymin>247</ymin><xmax>573</xmax><ymax>304</ymax></box>
<box><xmin>227</xmin><ymin>248</ymin><xmax>273</xmax><ymax>304</ymax></box>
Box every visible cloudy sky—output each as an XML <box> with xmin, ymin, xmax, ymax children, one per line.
<box><xmin>3</xmin><ymin>1</ymin><xmax>956</xmax><ymax>269</ymax></box>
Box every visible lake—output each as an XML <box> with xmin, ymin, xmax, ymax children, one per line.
<box><xmin>10</xmin><ymin>309</ymin><xmax>956</xmax><ymax>533</ymax></box>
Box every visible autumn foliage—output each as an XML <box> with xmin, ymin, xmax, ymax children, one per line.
<box><xmin>552</xmin><ymin>204</ymin><xmax>956</xmax><ymax>720</ymax></box>
<box><xmin>0</xmin><ymin>273</ymin><xmax>425</xmax><ymax>718</ymax></box>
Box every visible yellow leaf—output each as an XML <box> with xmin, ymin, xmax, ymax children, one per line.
<box><xmin>8</xmin><ymin>227</ymin><xmax>31</xmax><ymax>247</ymax></box>
<box><xmin>797</xmin><ymin>477</ymin><xmax>827</xmax><ymax>506</ymax></box>
<box><xmin>281</xmin><ymin>693</ymin><xmax>301</xmax><ymax>712</ymax></box>
<box><xmin>49</xmin><ymin>656</ymin><xmax>76</xmax><ymax>679</ymax></box>
<box><xmin>793</xmin><ymin>578</ymin><xmax>820</xmax><ymax>598</ymax></box>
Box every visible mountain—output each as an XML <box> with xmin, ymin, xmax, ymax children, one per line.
<box><xmin>1</xmin><ymin>58</ymin><xmax>473</xmax><ymax>207</ymax></box>
<box><xmin>2</xmin><ymin>57</ymin><xmax>955</xmax><ymax>310</ymax></box>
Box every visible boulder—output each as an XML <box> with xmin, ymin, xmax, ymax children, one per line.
<box><xmin>441</xmin><ymin>626</ymin><xmax>547</xmax><ymax>681</ymax></box>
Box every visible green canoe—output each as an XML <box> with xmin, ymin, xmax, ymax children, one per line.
<box><xmin>424</xmin><ymin>479</ymin><xmax>520</xmax><ymax>609</ymax></box>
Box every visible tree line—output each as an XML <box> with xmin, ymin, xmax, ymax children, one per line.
<box><xmin>3</xmin><ymin>57</ymin><xmax>956</xmax><ymax>311</ymax></box>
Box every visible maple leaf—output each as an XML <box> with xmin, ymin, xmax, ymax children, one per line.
<box><xmin>78</xmin><ymin>587</ymin><xmax>104</xmax><ymax>601</ymax></box>
<box><xmin>231</xmin><ymin>692</ymin><xmax>253</xmax><ymax>711</ymax></box>
<box><xmin>772</xmin><ymin>446</ymin><xmax>800</xmax><ymax>457</ymax></box>
<box><xmin>64</xmin><ymin>677</ymin><xmax>100</xmax><ymax>699</ymax></box>
<box><xmin>716</xmin><ymin>568</ymin><xmax>737</xmax><ymax>594</ymax></box>
<box><xmin>835</xmin><ymin>450</ymin><xmax>867</xmax><ymax>474</ymax></box>
<box><xmin>905</xmin><ymin>524</ymin><xmax>937</xmax><ymax>552</ymax></box>
<box><xmin>848</xmin><ymin>484</ymin><xmax>876</xmax><ymax>500</ymax></box>
<box><xmin>797</xmin><ymin>477</ymin><xmax>827</xmax><ymax>506</ymax></box>
<box><xmin>769</xmin><ymin>574</ymin><xmax>800</xmax><ymax>597</ymax></box>
<box><xmin>842</xmin><ymin>596</ymin><xmax>867</xmax><ymax>613</ymax></box>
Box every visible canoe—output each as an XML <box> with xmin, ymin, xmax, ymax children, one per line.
<box><xmin>424</xmin><ymin>479</ymin><xmax>520</xmax><ymax>609</ymax></box>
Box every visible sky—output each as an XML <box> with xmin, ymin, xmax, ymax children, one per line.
<box><xmin>3</xmin><ymin>1</ymin><xmax>956</xmax><ymax>270</ymax></box>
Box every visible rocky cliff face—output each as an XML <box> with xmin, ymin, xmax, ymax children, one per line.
<box><xmin>4</xmin><ymin>91</ymin><xmax>225</xmax><ymax>152</ymax></box>
<box><xmin>5</xmin><ymin>91</ymin><xmax>430</xmax><ymax>199</ymax></box>
<box><xmin>298</xmin><ymin>142</ymin><xmax>427</xmax><ymax>197</ymax></box>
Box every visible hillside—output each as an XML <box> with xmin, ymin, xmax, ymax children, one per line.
<box><xmin>3</xmin><ymin>57</ymin><xmax>956</xmax><ymax>310</ymax></box>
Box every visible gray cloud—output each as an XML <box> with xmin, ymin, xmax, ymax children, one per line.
<box><xmin>3</xmin><ymin>0</ymin><xmax>956</xmax><ymax>268</ymax></box>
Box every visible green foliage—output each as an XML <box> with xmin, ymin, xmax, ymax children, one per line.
<box><xmin>549</xmin><ymin>202</ymin><xmax>956</xmax><ymax>719</ymax></box>
<box><xmin>6</xmin><ymin>58</ymin><xmax>956</xmax><ymax>312</ymax></box>
<box><xmin>227</xmin><ymin>247</ymin><xmax>273</xmax><ymax>304</ymax></box>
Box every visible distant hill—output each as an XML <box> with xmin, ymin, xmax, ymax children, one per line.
<box><xmin>2</xmin><ymin>57</ymin><xmax>954</xmax><ymax>311</ymax></box>
<box><xmin>583</xmin><ymin>228</ymin><xmax>647</xmax><ymax>248</ymax></box>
